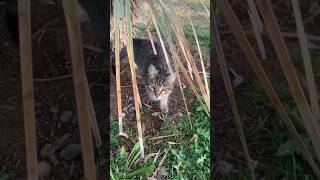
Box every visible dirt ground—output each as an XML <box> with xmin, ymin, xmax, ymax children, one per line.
<box><xmin>0</xmin><ymin>0</ymin><xmax>107</xmax><ymax>179</ymax></box>
<box><xmin>213</xmin><ymin>0</ymin><xmax>320</xmax><ymax>178</ymax></box>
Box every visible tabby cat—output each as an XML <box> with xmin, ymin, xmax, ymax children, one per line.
<box><xmin>115</xmin><ymin>38</ymin><xmax>177</xmax><ymax>113</ymax></box>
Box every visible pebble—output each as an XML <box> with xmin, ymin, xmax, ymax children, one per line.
<box><xmin>38</xmin><ymin>161</ymin><xmax>51</xmax><ymax>178</ymax></box>
<box><xmin>60</xmin><ymin>111</ymin><xmax>73</xmax><ymax>123</ymax></box>
<box><xmin>60</xmin><ymin>144</ymin><xmax>81</xmax><ymax>160</ymax></box>
<box><xmin>129</xmin><ymin>106</ymin><xmax>135</xmax><ymax>113</ymax></box>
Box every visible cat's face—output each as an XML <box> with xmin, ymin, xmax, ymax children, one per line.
<box><xmin>146</xmin><ymin>65</ymin><xmax>176</xmax><ymax>101</ymax></box>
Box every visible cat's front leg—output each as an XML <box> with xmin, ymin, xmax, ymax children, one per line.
<box><xmin>160</xmin><ymin>97</ymin><xmax>169</xmax><ymax>113</ymax></box>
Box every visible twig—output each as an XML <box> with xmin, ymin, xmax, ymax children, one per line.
<box><xmin>18</xmin><ymin>0</ymin><xmax>38</xmax><ymax>179</ymax></box>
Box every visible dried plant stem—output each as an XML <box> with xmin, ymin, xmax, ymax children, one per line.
<box><xmin>18</xmin><ymin>0</ymin><xmax>38</xmax><ymax>179</ymax></box>
<box><xmin>291</xmin><ymin>0</ymin><xmax>320</xmax><ymax>131</ymax></box>
<box><xmin>177</xmin><ymin>72</ymin><xmax>192</xmax><ymax>128</ymax></box>
<box><xmin>125</xmin><ymin>0</ymin><xmax>145</xmax><ymax>158</ymax></box>
<box><xmin>143</xmin><ymin>16</ymin><xmax>158</xmax><ymax>55</ymax></box>
<box><xmin>188</xmin><ymin>15</ymin><xmax>210</xmax><ymax>97</ymax></box>
<box><xmin>257</xmin><ymin>0</ymin><xmax>320</xmax><ymax>159</ymax></box>
<box><xmin>212</xmin><ymin>8</ymin><xmax>256</xmax><ymax>180</ymax></box>
<box><xmin>146</xmin><ymin>6</ymin><xmax>173</xmax><ymax>74</ymax></box>
<box><xmin>217</xmin><ymin>0</ymin><xmax>320</xmax><ymax>177</ymax></box>
<box><xmin>62</xmin><ymin>0</ymin><xmax>96</xmax><ymax>179</ymax></box>
<box><xmin>114</xmin><ymin>0</ymin><xmax>124</xmax><ymax>135</ymax></box>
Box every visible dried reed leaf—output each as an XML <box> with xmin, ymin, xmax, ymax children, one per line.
<box><xmin>114</xmin><ymin>0</ymin><xmax>125</xmax><ymax>136</ymax></box>
<box><xmin>188</xmin><ymin>15</ymin><xmax>210</xmax><ymax>96</ymax></box>
<box><xmin>125</xmin><ymin>0</ymin><xmax>145</xmax><ymax>158</ymax></box>
<box><xmin>291</xmin><ymin>0</ymin><xmax>320</xmax><ymax>132</ymax></box>
<box><xmin>62</xmin><ymin>0</ymin><xmax>96</xmax><ymax>179</ymax></box>
<box><xmin>256</xmin><ymin>0</ymin><xmax>320</xmax><ymax>159</ymax></box>
<box><xmin>212</xmin><ymin>8</ymin><xmax>256</xmax><ymax>180</ymax></box>
<box><xmin>18</xmin><ymin>0</ymin><xmax>38</xmax><ymax>179</ymax></box>
<box><xmin>217</xmin><ymin>0</ymin><xmax>320</xmax><ymax>177</ymax></box>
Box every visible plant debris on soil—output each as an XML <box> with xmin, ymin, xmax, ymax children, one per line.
<box><xmin>213</xmin><ymin>0</ymin><xmax>320</xmax><ymax>179</ymax></box>
<box><xmin>0</xmin><ymin>0</ymin><xmax>107</xmax><ymax>179</ymax></box>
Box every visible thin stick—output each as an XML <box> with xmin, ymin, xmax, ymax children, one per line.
<box><xmin>212</xmin><ymin>8</ymin><xmax>256</xmax><ymax>180</ymax></box>
<box><xmin>114</xmin><ymin>0</ymin><xmax>125</xmax><ymax>136</ymax></box>
<box><xmin>257</xmin><ymin>0</ymin><xmax>320</xmax><ymax>159</ymax></box>
<box><xmin>217</xmin><ymin>0</ymin><xmax>320</xmax><ymax>177</ymax></box>
<box><xmin>125</xmin><ymin>0</ymin><xmax>145</xmax><ymax>158</ymax></box>
<box><xmin>177</xmin><ymin>72</ymin><xmax>192</xmax><ymax>128</ymax></box>
<box><xmin>291</xmin><ymin>0</ymin><xmax>320</xmax><ymax>132</ymax></box>
<box><xmin>147</xmin><ymin>7</ymin><xmax>173</xmax><ymax>74</ymax></box>
<box><xmin>188</xmin><ymin>15</ymin><xmax>210</xmax><ymax>96</ymax></box>
<box><xmin>62</xmin><ymin>0</ymin><xmax>96</xmax><ymax>179</ymax></box>
<box><xmin>143</xmin><ymin>16</ymin><xmax>158</xmax><ymax>55</ymax></box>
<box><xmin>18</xmin><ymin>0</ymin><xmax>38</xmax><ymax>179</ymax></box>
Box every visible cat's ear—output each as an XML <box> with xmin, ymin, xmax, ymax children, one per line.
<box><xmin>148</xmin><ymin>65</ymin><xmax>158</xmax><ymax>79</ymax></box>
<box><xmin>166</xmin><ymin>72</ymin><xmax>177</xmax><ymax>85</ymax></box>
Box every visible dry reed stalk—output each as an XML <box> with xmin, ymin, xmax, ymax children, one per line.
<box><xmin>62</xmin><ymin>0</ymin><xmax>96</xmax><ymax>179</ymax></box>
<box><xmin>125</xmin><ymin>0</ymin><xmax>145</xmax><ymax>158</ymax></box>
<box><xmin>144</xmin><ymin>5</ymin><xmax>173</xmax><ymax>74</ymax></box>
<box><xmin>18</xmin><ymin>0</ymin><xmax>38</xmax><ymax>179</ymax></box>
<box><xmin>164</xmin><ymin>2</ymin><xmax>210</xmax><ymax>109</ymax></box>
<box><xmin>143</xmin><ymin>16</ymin><xmax>158</xmax><ymax>55</ymax></box>
<box><xmin>256</xmin><ymin>0</ymin><xmax>320</xmax><ymax>159</ymax></box>
<box><xmin>212</xmin><ymin>8</ymin><xmax>256</xmax><ymax>180</ymax></box>
<box><xmin>188</xmin><ymin>15</ymin><xmax>210</xmax><ymax>97</ymax></box>
<box><xmin>114</xmin><ymin>0</ymin><xmax>126</xmax><ymax>137</ymax></box>
<box><xmin>217</xmin><ymin>0</ymin><xmax>320</xmax><ymax>177</ymax></box>
<box><xmin>246</xmin><ymin>0</ymin><xmax>266</xmax><ymax>59</ymax></box>
<box><xmin>291</xmin><ymin>0</ymin><xmax>320</xmax><ymax>132</ymax></box>
<box><xmin>177</xmin><ymin>71</ymin><xmax>192</xmax><ymax>128</ymax></box>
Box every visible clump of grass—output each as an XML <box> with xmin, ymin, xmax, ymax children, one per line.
<box><xmin>156</xmin><ymin>99</ymin><xmax>210</xmax><ymax>179</ymax></box>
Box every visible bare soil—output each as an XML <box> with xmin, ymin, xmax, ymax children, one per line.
<box><xmin>0</xmin><ymin>0</ymin><xmax>107</xmax><ymax>179</ymax></box>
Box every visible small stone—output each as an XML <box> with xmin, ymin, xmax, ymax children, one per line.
<box><xmin>129</xmin><ymin>106</ymin><xmax>135</xmax><ymax>113</ymax></box>
<box><xmin>40</xmin><ymin>144</ymin><xmax>57</xmax><ymax>158</ymax></box>
<box><xmin>177</xmin><ymin>112</ymin><xmax>183</xmax><ymax>117</ymax></box>
<box><xmin>121</xmin><ymin>112</ymin><xmax>126</xmax><ymax>118</ymax></box>
<box><xmin>49</xmin><ymin>106</ymin><xmax>59</xmax><ymax>114</ymax></box>
<box><xmin>151</xmin><ymin>112</ymin><xmax>161</xmax><ymax>116</ymax></box>
<box><xmin>38</xmin><ymin>161</ymin><xmax>51</xmax><ymax>178</ymax></box>
<box><xmin>60</xmin><ymin>144</ymin><xmax>81</xmax><ymax>160</ymax></box>
<box><xmin>60</xmin><ymin>111</ymin><xmax>73</xmax><ymax>123</ymax></box>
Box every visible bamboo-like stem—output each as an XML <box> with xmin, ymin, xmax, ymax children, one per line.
<box><xmin>114</xmin><ymin>0</ymin><xmax>125</xmax><ymax>136</ymax></box>
<box><xmin>62</xmin><ymin>0</ymin><xmax>96</xmax><ymax>179</ymax></box>
<box><xmin>18</xmin><ymin>0</ymin><xmax>38</xmax><ymax>179</ymax></box>
<box><xmin>125</xmin><ymin>0</ymin><xmax>145</xmax><ymax>158</ymax></box>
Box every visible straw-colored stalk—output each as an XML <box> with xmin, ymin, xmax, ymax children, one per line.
<box><xmin>125</xmin><ymin>0</ymin><xmax>145</xmax><ymax>158</ymax></box>
<box><xmin>62</xmin><ymin>0</ymin><xmax>96</xmax><ymax>179</ymax></box>
<box><xmin>146</xmin><ymin>0</ymin><xmax>209</xmax><ymax>114</ymax></box>
<box><xmin>18</xmin><ymin>0</ymin><xmax>38</xmax><ymax>179</ymax></box>
<box><xmin>145</xmin><ymin>7</ymin><xmax>173</xmax><ymax>74</ymax></box>
<box><xmin>188</xmin><ymin>15</ymin><xmax>210</xmax><ymax>97</ymax></box>
<box><xmin>114</xmin><ymin>0</ymin><xmax>128</xmax><ymax>138</ymax></box>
